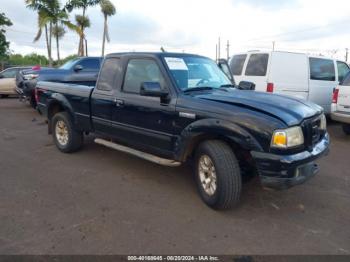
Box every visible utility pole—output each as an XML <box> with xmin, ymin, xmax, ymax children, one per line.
<box><xmin>218</xmin><ymin>37</ymin><xmax>221</xmax><ymax>60</ymax></box>
<box><xmin>272</xmin><ymin>41</ymin><xmax>275</xmax><ymax>51</ymax></box>
<box><xmin>346</xmin><ymin>48</ymin><xmax>348</xmax><ymax>62</ymax></box>
<box><xmin>226</xmin><ymin>40</ymin><xmax>230</xmax><ymax>60</ymax></box>
<box><xmin>215</xmin><ymin>44</ymin><xmax>218</xmax><ymax>62</ymax></box>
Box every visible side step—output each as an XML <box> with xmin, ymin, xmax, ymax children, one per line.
<box><xmin>94</xmin><ymin>138</ymin><xmax>182</xmax><ymax>167</ymax></box>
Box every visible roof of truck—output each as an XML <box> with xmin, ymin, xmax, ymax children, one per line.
<box><xmin>106</xmin><ymin>52</ymin><xmax>206</xmax><ymax>58</ymax></box>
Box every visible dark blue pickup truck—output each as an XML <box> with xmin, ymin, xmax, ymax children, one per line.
<box><xmin>16</xmin><ymin>57</ymin><xmax>102</xmax><ymax>108</ymax></box>
<box><xmin>36</xmin><ymin>52</ymin><xmax>330</xmax><ymax>209</ymax></box>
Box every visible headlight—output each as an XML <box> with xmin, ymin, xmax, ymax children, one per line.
<box><xmin>271</xmin><ymin>126</ymin><xmax>304</xmax><ymax>149</ymax></box>
<box><xmin>23</xmin><ymin>74</ymin><xmax>39</xmax><ymax>80</ymax></box>
<box><xmin>320</xmin><ymin>114</ymin><xmax>327</xmax><ymax>130</ymax></box>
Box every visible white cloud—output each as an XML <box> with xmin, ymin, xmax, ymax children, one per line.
<box><xmin>3</xmin><ymin>0</ymin><xmax>350</xmax><ymax>61</ymax></box>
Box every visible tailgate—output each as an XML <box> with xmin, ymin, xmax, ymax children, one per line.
<box><xmin>337</xmin><ymin>85</ymin><xmax>350</xmax><ymax>113</ymax></box>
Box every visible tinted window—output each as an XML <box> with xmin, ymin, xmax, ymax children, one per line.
<box><xmin>123</xmin><ymin>59</ymin><xmax>165</xmax><ymax>94</ymax></box>
<box><xmin>1</xmin><ymin>68</ymin><xmax>18</xmax><ymax>78</ymax></box>
<box><xmin>245</xmin><ymin>54</ymin><xmax>269</xmax><ymax>76</ymax></box>
<box><xmin>309</xmin><ymin>58</ymin><xmax>335</xmax><ymax>81</ymax></box>
<box><xmin>341</xmin><ymin>72</ymin><xmax>350</xmax><ymax>86</ymax></box>
<box><xmin>230</xmin><ymin>54</ymin><xmax>247</xmax><ymax>75</ymax></box>
<box><xmin>79</xmin><ymin>58</ymin><xmax>101</xmax><ymax>70</ymax></box>
<box><xmin>97</xmin><ymin>58</ymin><xmax>120</xmax><ymax>91</ymax></box>
<box><xmin>337</xmin><ymin>61</ymin><xmax>350</xmax><ymax>83</ymax></box>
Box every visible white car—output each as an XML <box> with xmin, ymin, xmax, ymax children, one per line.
<box><xmin>331</xmin><ymin>72</ymin><xmax>350</xmax><ymax>135</ymax></box>
<box><xmin>229</xmin><ymin>51</ymin><xmax>350</xmax><ymax>114</ymax></box>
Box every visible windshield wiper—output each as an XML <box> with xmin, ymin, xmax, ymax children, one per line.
<box><xmin>183</xmin><ymin>86</ymin><xmax>215</xmax><ymax>93</ymax></box>
<box><xmin>219</xmin><ymin>84</ymin><xmax>236</xmax><ymax>88</ymax></box>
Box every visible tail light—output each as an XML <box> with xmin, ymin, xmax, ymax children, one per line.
<box><xmin>332</xmin><ymin>88</ymin><xmax>339</xmax><ymax>103</ymax></box>
<box><xmin>266</xmin><ymin>82</ymin><xmax>274</xmax><ymax>93</ymax></box>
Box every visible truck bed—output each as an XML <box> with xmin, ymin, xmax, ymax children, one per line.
<box><xmin>36</xmin><ymin>81</ymin><xmax>94</xmax><ymax>132</ymax></box>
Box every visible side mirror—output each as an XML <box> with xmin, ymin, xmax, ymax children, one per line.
<box><xmin>238</xmin><ymin>81</ymin><xmax>255</xmax><ymax>90</ymax></box>
<box><xmin>74</xmin><ymin>64</ymin><xmax>83</xmax><ymax>72</ymax></box>
<box><xmin>140</xmin><ymin>82</ymin><xmax>168</xmax><ymax>97</ymax></box>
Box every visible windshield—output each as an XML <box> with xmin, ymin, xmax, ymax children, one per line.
<box><xmin>163</xmin><ymin>56</ymin><xmax>232</xmax><ymax>91</ymax></box>
<box><xmin>59</xmin><ymin>58</ymin><xmax>79</xmax><ymax>70</ymax></box>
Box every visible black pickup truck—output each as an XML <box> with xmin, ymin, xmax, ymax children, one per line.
<box><xmin>16</xmin><ymin>57</ymin><xmax>102</xmax><ymax>108</ymax></box>
<box><xmin>36</xmin><ymin>52</ymin><xmax>330</xmax><ymax>209</ymax></box>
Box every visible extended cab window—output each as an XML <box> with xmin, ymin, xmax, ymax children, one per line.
<box><xmin>337</xmin><ymin>61</ymin><xmax>350</xmax><ymax>83</ymax></box>
<box><xmin>245</xmin><ymin>54</ymin><xmax>269</xmax><ymax>76</ymax></box>
<box><xmin>97</xmin><ymin>58</ymin><xmax>120</xmax><ymax>91</ymax></box>
<box><xmin>79</xmin><ymin>58</ymin><xmax>101</xmax><ymax>70</ymax></box>
<box><xmin>123</xmin><ymin>59</ymin><xmax>165</xmax><ymax>94</ymax></box>
<box><xmin>309</xmin><ymin>57</ymin><xmax>335</xmax><ymax>81</ymax></box>
<box><xmin>230</xmin><ymin>54</ymin><xmax>247</xmax><ymax>75</ymax></box>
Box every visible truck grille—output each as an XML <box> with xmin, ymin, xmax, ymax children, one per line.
<box><xmin>302</xmin><ymin>115</ymin><xmax>324</xmax><ymax>149</ymax></box>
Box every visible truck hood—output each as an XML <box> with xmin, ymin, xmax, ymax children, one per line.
<box><xmin>194</xmin><ymin>89</ymin><xmax>323</xmax><ymax>126</ymax></box>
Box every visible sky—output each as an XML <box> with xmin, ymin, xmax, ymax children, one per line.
<box><xmin>3</xmin><ymin>0</ymin><xmax>350</xmax><ymax>61</ymax></box>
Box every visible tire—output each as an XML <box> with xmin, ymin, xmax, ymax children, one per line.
<box><xmin>29</xmin><ymin>94</ymin><xmax>37</xmax><ymax>109</ymax></box>
<box><xmin>343</xmin><ymin>124</ymin><xmax>350</xmax><ymax>135</ymax></box>
<box><xmin>51</xmin><ymin>112</ymin><xmax>83</xmax><ymax>153</ymax></box>
<box><xmin>194</xmin><ymin>140</ymin><xmax>242</xmax><ymax>210</ymax></box>
<box><xmin>0</xmin><ymin>94</ymin><xmax>9</xmax><ymax>98</ymax></box>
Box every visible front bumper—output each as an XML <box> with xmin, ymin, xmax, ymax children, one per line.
<box><xmin>251</xmin><ymin>133</ymin><xmax>330</xmax><ymax>190</ymax></box>
<box><xmin>331</xmin><ymin>111</ymin><xmax>350</xmax><ymax>124</ymax></box>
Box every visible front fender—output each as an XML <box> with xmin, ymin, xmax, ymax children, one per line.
<box><xmin>175</xmin><ymin>118</ymin><xmax>263</xmax><ymax>161</ymax></box>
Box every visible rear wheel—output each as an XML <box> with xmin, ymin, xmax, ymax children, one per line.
<box><xmin>194</xmin><ymin>140</ymin><xmax>242</xmax><ymax>210</ymax></box>
<box><xmin>52</xmin><ymin>112</ymin><xmax>83</xmax><ymax>153</ymax></box>
<box><xmin>342</xmin><ymin>124</ymin><xmax>350</xmax><ymax>135</ymax></box>
<box><xmin>0</xmin><ymin>94</ymin><xmax>9</xmax><ymax>98</ymax></box>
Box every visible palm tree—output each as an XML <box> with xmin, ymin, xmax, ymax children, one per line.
<box><xmin>66</xmin><ymin>0</ymin><xmax>101</xmax><ymax>56</ymax></box>
<box><xmin>25</xmin><ymin>0</ymin><xmax>55</xmax><ymax>66</ymax></box>
<box><xmin>74</xmin><ymin>14</ymin><xmax>90</xmax><ymax>56</ymax></box>
<box><xmin>52</xmin><ymin>25</ymin><xmax>65</xmax><ymax>63</ymax></box>
<box><xmin>100</xmin><ymin>0</ymin><xmax>116</xmax><ymax>56</ymax></box>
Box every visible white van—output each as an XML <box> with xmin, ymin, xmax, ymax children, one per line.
<box><xmin>331</xmin><ymin>72</ymin><xmax>350</xmax><ymax>134</ymax></box>
<box><xmin>229</xmin><ymin>51</ymin><xmax>350</xmax><ymax>114</ymax></box>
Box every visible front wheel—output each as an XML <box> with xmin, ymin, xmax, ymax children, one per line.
<box><xmin>194</xmin><ymin>140</ymin><xmax>242</xmax><ymax>210</ymax></box>
<box><xmin>52</xmin><ymin>112</ymin><xmax>83</xmax><ymax>153</ymax></box>
<box><xmin>343</xmin><ymin>124</ymin><xmax>350</xmax><ymax>135</ymax></box>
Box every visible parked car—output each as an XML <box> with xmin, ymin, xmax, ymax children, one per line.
<box><xmin>16</xmin><ymin>56</ymin><xmax>102</xmax><ymax>108</ymax></box>
<box><xmin>0</xmin><ymin>67</ymin><xmax>32</xmax><ymax>98</ymax></box>
<box><xmin>229</xmin><ymin>51</ymin><xmax>350</xmax><ymax>114</ymax></box>
<box><xmin>331</xmin><ymin>72</ymin><xmax>350</xmax><ymax>135</ymax></box>
<box><xmin>36</xmin><ymin>52</ymin><xmax>329</xmax><ymax>210</ymax></box>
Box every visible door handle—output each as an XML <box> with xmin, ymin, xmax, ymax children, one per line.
<box><xmin>114</xmin><ymin>98</ymin><xmax>124</xmax><ymax>107</ymax></box>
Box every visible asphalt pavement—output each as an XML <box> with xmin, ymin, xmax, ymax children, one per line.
<box><xmin>0</xmin><ymin>98</ymin><xmax>349</xmax><ymax>255</ymax></box>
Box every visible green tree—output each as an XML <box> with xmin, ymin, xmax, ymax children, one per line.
<box><xmin>52</xmin><ymin>25</ymin><xmax>65</xmax><ymax>63</ymax></box>
<box><xmin>100</xmin><ymin>0</ymin><xmax>116</xmax><ymax>56</ymax></box>
<box><xmin>0</xmin><ymin>13</ymin><xmax>13</xmax><ymax>61</ymax></box>
<box><xmin>65</xmin><ymin>0</ymin><xmax>101</xmax><ymax>56</ymax></box>
<box><xmin>8</xmin><ymin>53</ymin><xmax>49</xmax><ymax>66</ymax></box>
<box><xmin>26</xmin><ymin>0</ymin><xmax>77</xmax><ymax>66</ymax></box>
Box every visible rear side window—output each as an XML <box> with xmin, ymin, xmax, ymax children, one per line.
<box><xmin>123</xmin><ymin>59</ymin><xmax>165</xmax><ymax>94</ymax></box>
<box><xmin>79</xmin><ymin>58</ymin><xmax>101</xmax><ymax>70</ymax></box>
<box><xmin>230</xmin><ymin>55</ymin><xmax>247</xmax><ymax>75</ymax></box>
<box><xmin>245</xmin><ymin>54</ymin><xmax>269</xmax><ymax>76</ymax></box>
<box><xmin>337</xmin><ymin>61</ymin><xmax>350</xmax><ymax>83</ymax></box>
<box><xmin>309</xmin><ymin>58</ymin><xmax>335</xmax><ymax>81</ymax></box>
<box><xmin>341</xmin><ymin>72</ymin><xmax>350</xmax><ymax>86</ymax></box>
<box><xmin>1</xmin><ymin>68</ymin><xmax>18</xmax><ymax>78</ymax></box>
<box><xmin>97</xmin><ymin>58</ymin><xmax>120</xmax><ymax>91</ymax></box>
